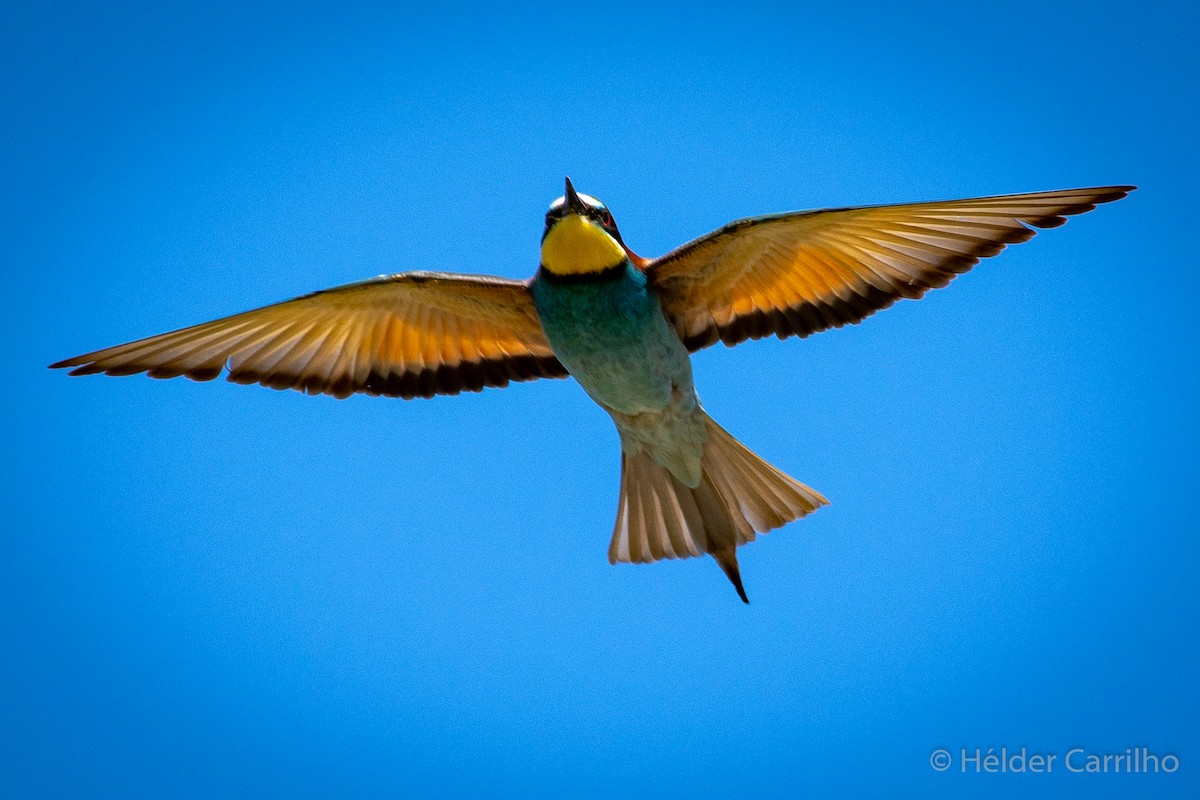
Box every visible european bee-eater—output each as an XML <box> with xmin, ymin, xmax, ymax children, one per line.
<box><xmin>52</xmin><ymin>178</ymin><xmax>1132</xmax><ymax>601</ymax></box>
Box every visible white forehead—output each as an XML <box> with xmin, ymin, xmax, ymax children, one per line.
<box><xmin>547</xmin><ymin>193</ymin><xmax>607</xmax><ymax>212</ymax></box>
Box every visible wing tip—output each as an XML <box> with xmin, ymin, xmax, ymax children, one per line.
<box><xmin>1105</xmin><ymin>184</ymin><xmax>1137</xmax><ymax>196</ymax></box>
<box><xmin>1072</xmin><ymin>184</ymin><xmax>1136</xmax><ymax>200</ymax></box>
<box><xmin>1095</xmin><ymin>185</ymin><xmax>1136</xmax><ymax>206</ymax></box>
<box><xmin>1024</xmin><ymin>185</ymin><xmax>1135</xmax><ymax>229</ymax></box>
<box><xmin>48</xmin><ymin>356</ymin><xmax>85</xmax><ymax>371</ymax></box>
<box><xmin>50</xmin><ymin>355</ymin><xmax>230</xmax><ymax>382</ymax></box>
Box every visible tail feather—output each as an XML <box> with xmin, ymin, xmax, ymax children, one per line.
<box><xmin>609</xmin><ymin>413</ymin><xmax>828</xmax><ymax>601</ymax></box>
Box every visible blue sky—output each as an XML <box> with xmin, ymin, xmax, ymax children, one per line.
<box><xmin>4</xmin><ymin>1</ymin><xmax>1197</xmax><ymax>797</ymax></box>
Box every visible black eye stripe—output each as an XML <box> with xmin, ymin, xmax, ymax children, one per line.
<box><xmin>542</xmin><ymin>195</ymin><xmax>617</xmax><ymax>236</ymax></box>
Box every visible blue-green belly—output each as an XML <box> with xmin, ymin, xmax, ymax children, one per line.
<box><xmin>531</xmin><ymin>264</ymin><xmax>692</xmax><ymax>416</ymax></box>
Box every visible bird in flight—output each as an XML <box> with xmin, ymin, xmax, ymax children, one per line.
<box><xmin>52</xmin><ymin>179</ymin><xmax>1133</xmax><ymax>601</ymax></box>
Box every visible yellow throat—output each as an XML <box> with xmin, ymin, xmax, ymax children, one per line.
<box><xmin>540</xmin><ymin>215</ymin><xmax>627</xmax><ymax>276</ymax></box>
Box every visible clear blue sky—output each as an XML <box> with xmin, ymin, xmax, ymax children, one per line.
<box><xmin>4</xmin><ymin>2</ymin><xmax>1197</xmax><ymax>797</ymax></box>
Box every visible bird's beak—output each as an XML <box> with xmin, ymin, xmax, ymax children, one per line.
<box><xmin>564</xmin><ymin>177</ymin><xmax>586</xmax><ymax>214</ymax></box>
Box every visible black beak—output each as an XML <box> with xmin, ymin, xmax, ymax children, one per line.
<box><xmin>564</xmin><ymin>177</ymin><xmax>586</xmax><ymax>213</ymax></box>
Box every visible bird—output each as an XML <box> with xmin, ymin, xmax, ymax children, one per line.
<box><xmin>51</xmin><ymin>178</ymin><xmax>1133</xmax><ymax>602</ymax></box>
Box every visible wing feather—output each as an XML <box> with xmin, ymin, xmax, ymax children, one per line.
<box><xmin>51</xmin><ymin>271</ymin><xmax>567</xmax><ymax>399</ymax></box>
<box><xmin>648</xmin><ymin>186</ymin><xmax>1133</xmax><ymax>350</ymax></box>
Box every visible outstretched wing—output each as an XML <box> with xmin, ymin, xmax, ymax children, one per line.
<box><xmin>51</xmin><ymin>271</ymin><xmax>567</xmax><ymax>399</ymax></box>
<box><xmin>647</xmin><ymin>186</ymin><xmax>1133</xmax><ymax>350</ymax></box>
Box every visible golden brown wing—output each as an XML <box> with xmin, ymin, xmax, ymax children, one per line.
<box><xmin>648</xmin><ymin>186</ymin><xmax>1134</xmax><ymax>350</ymax></box>
<box><xmin>50</xmin><ymin>271</ymin><xmax>567</xmax><ymax>399</ymax></box>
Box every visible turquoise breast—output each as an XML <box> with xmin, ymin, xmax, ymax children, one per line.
<box><xmin>531</xmin><ymin>263</ymin><xmax>692</xmax><ymax>416</ymax></box>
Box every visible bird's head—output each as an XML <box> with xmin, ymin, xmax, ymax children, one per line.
<box><xmin>540</xmin><ymin>178</ymin><xmax>645</xmax><ymax>277</ymax></box>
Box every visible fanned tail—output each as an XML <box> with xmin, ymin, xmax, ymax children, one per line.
<box><xmin>609</xmin><ymin>413</ymin><xmax>828</xmax><ymax>602</ymax></box>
